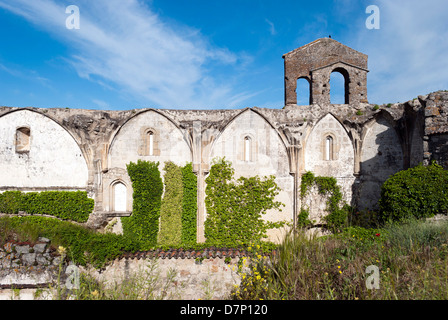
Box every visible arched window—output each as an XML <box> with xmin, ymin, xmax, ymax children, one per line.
<box><xmin>296</xmin><ymin>77</ymin><xmax>312</xmax><ymax>105</ymax></box>
<box><xmin>16</xmin><ymin>127</ymin><xmax>31</xmax><ymax>153</ymax></box>
<box><xmin>113</xmin><ymin>182</ymin><xmax>127</xmax><ymax>212</ymax></box>
<box><xmin>139</xmin><ymin>128</ymin><xmax>158</xmax><ymax>156</ymax></box>
<box><xmin>244</xmin><ymin>136</ymin><xmax>251</xmax><ymax>162</ymax></box>
<box><xmin>330</xmin><ymin>68</ymin><xmax>350</xmax><ymax>104</ymax></box>
<box><xmin>147</xmin><ymin>130</ymin><xmax>154</xmax><ymax>156</ymax></box>
<box><xmin>325</xmin><ymin>136</ymin><xmax>333</xmax><ymax>161</ymax></box>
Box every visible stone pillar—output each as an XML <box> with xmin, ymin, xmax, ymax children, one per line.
<box><xmin>192</xmin><ymin>121</ymin><xmax>216</xmax><ymax>243</ymax></box>
<box><xmin>284</xmin><ymin>76</ymin><xmax>297</xmax><ymax>106</ymax></box>
<box><xmin>287</xmin><ymin>145</ymin><xmax>301</xmax><ymax>230</ymax></box>
<box><xmin>311</xmin><ymin>70</ymin><xmax>330</xmax><ymax>105</ymax></box>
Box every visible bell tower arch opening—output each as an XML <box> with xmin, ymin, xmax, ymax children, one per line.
<box><xmin>296</xmin><ymin>77</ymin><xmax>312</xmax><ymax>105</ymax></box>
<box><xmin>330</xmin><ymin>67</ymin><xmax>350</xmax><ymax>104</ymax></box>
<box><xmin>283</xmin><ymin>38</ymin><xmax>368</xmax><ymax>106</ymax></box>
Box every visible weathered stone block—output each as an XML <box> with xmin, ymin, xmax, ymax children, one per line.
<box><xmin>425</xmin><ymin>106</ymin><xmax>440</xmax><ymax>117</ymax></box>
<box><xmin>33</xmin><ymin>243</ymin><xmax>47</xmax><ymax>254</ymax></box>
<box><xmin>4</xmin><ymin>243</ymin><xmax>14</xmax><ymax>253</ymax></box>
<box><xmin>22</xmin><ymin>253</ymin><xmax>36</xmax><ymax>266</ymax></box>
<box><xmin>15</xmin><ymin>245</ymin><xmax>30</xmax><ymax>255</ymax></box>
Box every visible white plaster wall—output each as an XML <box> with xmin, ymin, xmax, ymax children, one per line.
<box><xmin>210</xmin><ymin>110</ymin><xmax>293</xmax><ymax>242</ymax></box>
<box><xmin>304</xmin><ymin>113</ymin><xmax>355</xmax><ymax>205</ymax></box>
<box><xmin>359</xmin><ymin>116</ymin><xmax>404</xmax><ymax>210</ymax></box>
<box><xmin>109</xmin><ymin>110</ymin><xmax>191</xmax><ymax>170</ymax></box>
<box><xmin>0</xmin><ymin>110</ymin><xmax>88</xmax><ymax>189</ymax></box>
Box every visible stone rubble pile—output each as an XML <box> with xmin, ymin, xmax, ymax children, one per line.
<box><xmin>0</xmin><ymin>237</ymin><xmax>63</xmax><ymax>289</ymax></box>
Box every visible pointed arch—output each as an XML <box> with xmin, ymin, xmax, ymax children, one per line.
<box><xmin>0</xmin><ymin>109</ymin><xmax>89</xmax><ymax>189</ymax></box>
<box><xmin>212</xmin><ymin>108</ymin><xmax>289</xmax><ymax>153</ymax></box>
<box><xmin>358</xmin><ymin>113</ymin><xmax>404</xmax><ymax>210</ymax></box>
<box><xmin>304</xmin><ymin>113</ymin><xmax>355</xmax><ymax>177</ymax></box>
<box><xmin>209</xmin><ymin>107</ymin><xmax>293</xmax><ymax>240</ymax></box>
<box><xmin>108</xmin><ymin>109</ymin><xmax>192</xmax><ymax>169</ymax></box>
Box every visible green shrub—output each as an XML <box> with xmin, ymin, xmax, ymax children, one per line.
<box><xmin>204</xmin><ymin>158</ymin><xmax>285</xmax><ymax>246</ymax></box>
<box><xmin>181</xmin><ymin>163</ymin><xmax>197</xmax><ymax>245</ymax></box>
<box><xmin>0</xmin><ymin>190</ymin><xmax>93</xmax><ymax>222</ymax></box>
<box><xmin>379</xmin><ymin>162</ymin><xmax>448</xmax><ymax>222</ymax></box>
<box><xmin>122</xmin><ymin>160</ymin><xmax>163</xmax><ymax>249</ymax></box>
<box><xmin>158</xmin><ymin>162</ymin><xmax>183</xmax><ymax>246</ymax></box>
<box><xmin>0</xmin><ymin>191</ymin><xmax>23</xmax><ymax>214</ymax></box>
<box><xmin>0</xmin><ymin>216</ymin><xmax>136</xmax><ymax>268</ymax></box>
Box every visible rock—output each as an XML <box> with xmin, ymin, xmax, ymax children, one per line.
<box><xmin>22</xmin><ymin>253</ymin><xmax>36</xmax><ymax>266</ymax></box>
<box><xmin>36</xmin><ymin>254</ymin><xmax>49</xmax><ymax>266</ymax></box>
<box><xmin>1</xmin><ymin>257</ymin><xmax>10</xmax><ymax>268</ymax></box>
<box><xmin>52</xmin><ymin>256</ymin><xmax>62</xmax><ymax>266</ymax></box>
<box><xmin>15</xmin><ymin>245</ymin><xmax>30</xmax><ymax>254</ymax></box>
<box><xmin>11</xmin><ymin>259</ymin><xmax>21</xmax><ymax>268</ymax></box>
<box><xmin>38</xmin><ymin>237</ymin><xmax>51</xmax><ymax>243</ymax></box>
<box><xmin>33</xmin><ymin>243</ymin><xmax>47</xmax><ymax>253</ymax></box>
<box><xmin>4</xmin><ymin>242</ymin><xmax>14</xmax><ymax>253</ymax></box>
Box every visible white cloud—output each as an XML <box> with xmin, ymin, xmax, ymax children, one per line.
<box><xmin>265</xmin><ymin>19</ymin><xmax>277</xmax><ymax>35</ymax></box>
<box><xmin>0</xmin><ymin>0</ymin><xmax>254</xmax><ymax>109</ymax></box>
<box><xmin>353</xmin><ymin>0</ymin><xmax>448</xmax><ymax>104</ymax></box>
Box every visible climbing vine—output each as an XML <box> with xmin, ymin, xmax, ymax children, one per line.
<box><xmin>299</xmin><ymin>171</ymin><xmax>349</xmax><ymax>231</ymax></box>
<box><xmin>158</xmin><ymin>161</ymin><xmax>183</xmax><ymax>246</ymax></box>
<box><xmin>181</xmin><ymin>162</ymin><xmax>197</xmax><ymax>245</ymax></box>
<box><xmin>204</xmin><ymin>158</ymin><xmax>285</xmax><ymax>246</ymax></box>
<box><xmin>122</xmin><ymin>160</ymin><xmax>163</xmax><ymax>249</ymax></box>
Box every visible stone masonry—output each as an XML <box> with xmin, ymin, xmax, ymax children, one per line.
<box><xmin>0</xmin><ymin>37</ymin><xmax>447</xmax><ymax>239</ymax></box>
<box><xmin>1</xmin><ymin>37</ymin><xmax>448</xmax><ymax>300</ymax></box>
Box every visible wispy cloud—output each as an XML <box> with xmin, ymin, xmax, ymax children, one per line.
<box><xmin>265</xmin><ymin>19</ymin><xmax>276</xmax><ymax>35</ymax></box>
<box><xmin>353</xmin><ymin>0</ymin><xmax>448</xmax><ymax>103</ymax></box>
<box><xmin>0</xmin><ymin>0</ymin><xmax>255</xmax><ymax>109</ymax></box>
<box><xmin>0</xmin><ymin>61</ymin><xmax>52</xmax><ymax>88</ymax></box>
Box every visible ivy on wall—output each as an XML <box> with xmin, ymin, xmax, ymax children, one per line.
<box><xmin>0</xmin><ymin>190</ymin><xmax>94</xmax><ymax>223</ymax></box>
<box><xmin>299</xmin><ymin>171</ymin><xmax>349</xmax><ymax>231</ymax></box>
<box><xmin>122</xmin><ymin>160</ymin><xmax>198</xmax><ymax>248</ymax></box>
<box><xmin>181</xmin><ymin>163</ymin><xmax>197</xmax><ymax>245</ymax></box>
<box><xmin>158</xmin><ymin>161</ymin><xmax>184</xmax><ymax>246</ymax></box>
<box><xmin>122</xmin><ymin>160</ymin><xmax>163</xmax><ymax>249</ymax></box>
<box><xmin>204</xmin><ymin>157</ymin><xmax>285</xmax><ymax>246</ymax></box>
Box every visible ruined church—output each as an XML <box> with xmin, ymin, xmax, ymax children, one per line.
<box><xmin>1</xmin><ymin>38</ymin><xmax>447</xmax><ymax>242</ymax></box>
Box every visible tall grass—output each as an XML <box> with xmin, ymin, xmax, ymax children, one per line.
<box><xmin>54</xmin><ymin>260</ymin><xmax>181</xmax><ymax>300</ymax></box>
<box><xmin>233</xmin><ymin>219</ymin><xmax>448</xmax><ymax>300</ymax></box>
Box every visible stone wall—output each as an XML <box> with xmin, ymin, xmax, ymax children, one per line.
<box><xmin>0</xmin><ymin>242</ymin><xmax>245</xmax><ymax>300</ymax></box>
<box><xmin>0</xmin><ymin>39</ymin><xmax>447</xmax><ymax>240</ymax></box>
<box><xmin>82</xmin><ymin>255</ymin><xmax>242</xmax><ymax>300</ymax></box>
<box><xmin>0</xmin><ymin>237</ymin><xmax>62</xmax><ymax>297</ymax></box>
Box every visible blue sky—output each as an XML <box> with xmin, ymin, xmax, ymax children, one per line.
<box><xmin>0</xmin><ymin>0</ymin><xmax>447</xmax><ymax>110</ymax></box>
